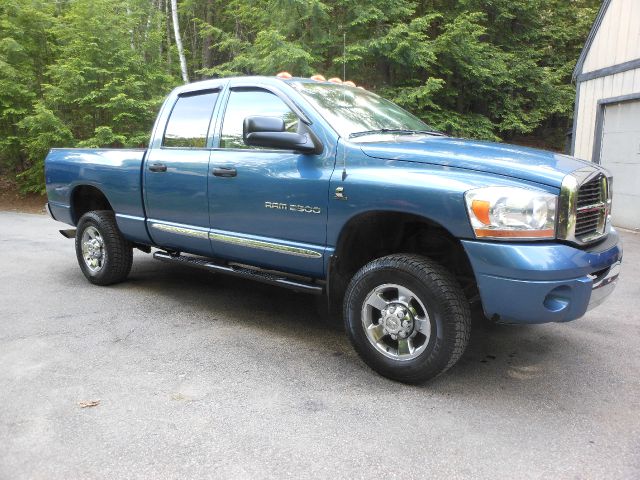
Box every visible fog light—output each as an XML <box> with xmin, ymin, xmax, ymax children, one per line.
<box><xmin>543</xmin><ymin>286</ymin><xmax>571</xmax><ymax>312</ymax></box>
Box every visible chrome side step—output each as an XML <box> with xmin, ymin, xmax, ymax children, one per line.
<box><xmin>152</xmin><ymin>251</ymin><xmax>324</xmax><ymax>295</ymax></box>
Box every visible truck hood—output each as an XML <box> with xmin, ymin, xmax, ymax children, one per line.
<box><xmin>358</xmin><ymin>136</ymin><xmax>592</xmax><ymax>188</ymax></box>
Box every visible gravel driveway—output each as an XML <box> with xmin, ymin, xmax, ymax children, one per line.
<box><xmin>1</xmin><ymin>211</ymin><xmax>638</xmax><ymax>479</ymax></box>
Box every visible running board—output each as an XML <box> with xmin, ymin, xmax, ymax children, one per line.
<box><xmin>152</xmin><ymin>251</ymin><xmax>324</xmax><ymax>295</ymax></box>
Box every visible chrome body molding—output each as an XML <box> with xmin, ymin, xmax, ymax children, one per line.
<box><xmin>209</xmin><ymin>232</ymin><xmax>322</xmax><ymax>258</ymax></box>
<box><xmin>150</xmin><ymin>222</ymin><xmax>322</xmax><ymax>258</ymax></box>
<box><xmin>150</xmin><ymin>222</ymin><xmax>209</xmax><ymax>239</ymax></box>
<box><xmin>116</xmin><ymin>213</ymin><xmax>146</xmax><ymax>221</ymax></box>
<box><xmin>558</xmin><ymin>166</ymin><xmax>612</xmax><ymax>246</ymax></box>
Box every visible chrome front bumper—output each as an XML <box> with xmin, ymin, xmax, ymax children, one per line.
<box><xmin>587</xmin><ymin>261</ymin><xmax>621</xmax><ymax>311</ymax></box>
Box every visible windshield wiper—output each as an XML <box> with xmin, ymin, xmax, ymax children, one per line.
<box><xmin>348</xmin><ymin>128</ymin><xmax>444</xmax><ymax>138</ymax></box>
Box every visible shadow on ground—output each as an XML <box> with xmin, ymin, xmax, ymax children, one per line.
<box><xmin>81</xmin><ymin>252</ymin><xmax>586</xmax><ymax>391</ymax></box>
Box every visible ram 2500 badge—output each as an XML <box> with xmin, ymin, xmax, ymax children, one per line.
<box><xmin>45</xmin><ymin>75</ymin><xmax>622</xmax><ymax>383</ymax></box>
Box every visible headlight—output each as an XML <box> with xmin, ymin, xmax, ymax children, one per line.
<box><xmin>465</xmin><ymin>187</ymin><xmax>557</xmax><ymax>239</ymax></box>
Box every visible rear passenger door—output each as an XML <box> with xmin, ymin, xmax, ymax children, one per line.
<box><xmin>144</xmin><ymin>89</ymin><xmax>219</xmax><ymax>256</ymax></box>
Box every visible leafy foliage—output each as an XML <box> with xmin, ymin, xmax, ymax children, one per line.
<box><xmin>0</xmin><ymin>0</ymin><xmax>599</xmax><ymax>193</ymax></box>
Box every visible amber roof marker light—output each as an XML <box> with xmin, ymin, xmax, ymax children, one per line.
<box><xmin>276</xmin><ymin>71</ymin><xmax>364</xmax><ymax>88</ymax></box>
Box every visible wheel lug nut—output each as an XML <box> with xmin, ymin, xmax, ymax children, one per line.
<box><xmin>391</xmin><ymin>334</ymin><xmax>397</xmax><ymax>340</ymax></box>
<box><xmin>402</xmin><ymin>320</ymin><xmax>409</xmax><ymax>328</ymax></box>
<box><xmin>399</xmin><ymin>331</ymin><xmax>406</xmax><ymax>338</ymax></box>
<box><xmin>388</xmin><ymin>306</ymin><xmax>395</xmax><ymax>313</ymax></box>
<box><xmin>397</xmin><ymin>311</ymin><xmax>404</xmax><ymax>318</ymax></box>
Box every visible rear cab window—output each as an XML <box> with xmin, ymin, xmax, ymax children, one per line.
<box><xmin>163</xmin><ymin>90</ymin><xmax>219</xmax><ymax>148</ymax></box>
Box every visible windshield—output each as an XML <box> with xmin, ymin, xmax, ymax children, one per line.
<box><xmin>290</xmin><ymin>82</ymin><xmax>436</xmax><ymax>138</ymax></box>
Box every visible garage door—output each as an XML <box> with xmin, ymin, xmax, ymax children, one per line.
<box><xmin>598</xmin><ymin>99</ymin><xmax>640</xmax><ymax>230</ymax></box>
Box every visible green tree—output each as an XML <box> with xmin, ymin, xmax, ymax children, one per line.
<box><xmin>0</xmin><ymin>0</ymin><xmax>600</xmax><ymax>194</ymax></box>
<box><xmin>0</xmin><ymin>0</ymin><xmax>55</xmax><ymax>176</ymax></box>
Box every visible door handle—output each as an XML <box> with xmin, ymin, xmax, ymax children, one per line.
<box><xmin>212</xmin><ymin>167</ymin><xmax>237</xmax><ymax>177</ymax></box>
<box><xmin>149</xmin><ymin>163</ymin><xmax>167</xmax><ymax>172</ymax></box>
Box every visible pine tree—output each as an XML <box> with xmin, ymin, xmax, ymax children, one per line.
<box><xmin>0</xmin><ymin>0</ymin><xmax>601</xmax><ymax>193</ymax></box>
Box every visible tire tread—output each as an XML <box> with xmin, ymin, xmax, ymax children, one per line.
<box><xmin>75</xmin><ymin>210</ymin><xmax>133</xmax><ymax>285</ymax></box>
<box><xmin>344</xmin><ymin>253</ymin><xmax>471</xmax><ymax>383</ymax></box>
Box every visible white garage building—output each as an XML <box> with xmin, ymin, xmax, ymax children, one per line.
<box><xmin>571</xmin><ymin>0</ymin><xmax>640</xmax><ymax>230</ymax></box>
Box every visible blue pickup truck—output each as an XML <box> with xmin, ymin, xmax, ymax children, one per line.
<box><xmin>45</xmin><ymin>75</ymin><xmax>622</xmax><ymax>383</ymax></box>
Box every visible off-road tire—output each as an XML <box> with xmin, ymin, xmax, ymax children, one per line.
<box><xmin>75</xmin><ymin>210</ymin><xmax>133</xmax><ymax>285</ymax></box>
<box><xmin>344</xmin><ymin>254</ymin><xmax>471</xmax><ymax>383</ymax></box>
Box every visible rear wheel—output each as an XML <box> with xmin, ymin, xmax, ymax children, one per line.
<box><xmin>75</xmin><ymin>210</ymin><xmax>133</xmax><ymax>285</ymax></box>
<box><xmin>344</xmin><ymin>254</ymin><xmax>470</xmax><ymax>383</ymax></box>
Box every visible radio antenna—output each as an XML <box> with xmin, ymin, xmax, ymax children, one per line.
<box><xmin>343</xmin><ymin>32</ymin><xmax>346</xmax><ymax>81</ymax></box>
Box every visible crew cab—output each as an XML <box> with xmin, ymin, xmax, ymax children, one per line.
<box><xmin>45</xmin><ymin>75</ymin><xmax>623</xmax><ymax>383</ymax></box>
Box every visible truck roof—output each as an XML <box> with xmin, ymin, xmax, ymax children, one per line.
<box><xmin>171</xmin><ymin>75</ymin><xmax>350</xmax><ymax>96</ymax></box>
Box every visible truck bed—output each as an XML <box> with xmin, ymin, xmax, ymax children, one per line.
<box><xmin>45</xmin><ymin>148</ymin><xmax>150</xmax><ymax>244</ymax></box>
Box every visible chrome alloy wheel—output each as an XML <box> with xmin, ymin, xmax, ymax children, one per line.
<box><xmin>81</xmin><ymin>226</ymin><xmax>105</xmax><ymax>273</ymax></box>
<box><xmin>361</xmin><ymin>283</ymin><xmax>432</xmax><ymax>361</ymax></box>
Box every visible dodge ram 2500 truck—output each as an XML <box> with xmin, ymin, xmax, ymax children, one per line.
<box><xmin>45</xmin><ymin>75</ymin><xmax>622</xmax><ymax>383</ymax></box>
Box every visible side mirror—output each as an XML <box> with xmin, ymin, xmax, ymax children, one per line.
<box><xmin>243</xmin><ymin>116</ymin><xmax>320</xmax><ymax>154</ymax></box>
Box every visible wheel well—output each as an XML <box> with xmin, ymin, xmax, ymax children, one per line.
<box><xmin>328</xmin><ymin>211</ymin><xmax>478</xmax><ymax>310</ymax></box>
<box><xmin>70</xmin><ymin>185</ymin><xmax>113</xmax><ymax>225</ymax></box>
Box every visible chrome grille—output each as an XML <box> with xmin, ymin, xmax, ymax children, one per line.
<box><xmin>558</xmin><ymin>167</ymin><xmax>611</xmax><ymax>246</ymax></box>
<box><xmin>576</xmin><ymin>176</ymin><xmax>604</xmax><ymax>208</ymax></box>
<box><xmin>575</xmin><ymin>174</ymin><xmax>607</xmax><ymax>240</ymax></box>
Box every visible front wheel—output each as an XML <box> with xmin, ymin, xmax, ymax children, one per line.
<box><xmin>344</xmin><ymin>254</ymin><xmax>471</xmax><ymax>383</ymax></box>
<box><xmin>75</xmin><ymin>210</ymin><xmax>133</xmax><ymax>286</ymax></box>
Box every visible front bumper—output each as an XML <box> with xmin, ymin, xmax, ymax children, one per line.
<box><xmin>462</xmin><ymin>229</ymin><xmax>622</xmax><ymax>324</ymax></box>
<box><xmin>586</xmin><ymin>261</ymin><xmax>620</xmax><ymax>311</ymax></box>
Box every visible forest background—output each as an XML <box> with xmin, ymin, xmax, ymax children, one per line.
<box><xmin>0</xmin><ymin>0</ymin><xmax>600</xmax><ymax>194</ymax></box>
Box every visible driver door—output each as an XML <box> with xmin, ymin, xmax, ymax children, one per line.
<box><xmin>207</xmin><ymin>87</ymin><xmax>335</xmax><ymax>277</ymax></box>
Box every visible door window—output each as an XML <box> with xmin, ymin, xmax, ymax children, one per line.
<box><xmin>163</xmin><ymin>90</ymin><xmax>218</xmax><ymax>148</ymax></box>
<box><xmin>220</xmin><ymin>89</ymin><xmax>299</xmax><ymax>149</ymax></box>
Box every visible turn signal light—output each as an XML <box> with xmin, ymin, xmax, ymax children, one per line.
<box><xmin>473</xmin><ymin>228</ymin><xmax>555</xmax><ymax>238</ymax></box>
<box><xmin>471</xmin><ymin>200</ymin><xmax>491</xmax><ymax>225</ymax></box>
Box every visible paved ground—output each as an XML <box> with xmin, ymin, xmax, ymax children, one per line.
<box><xmin>0</xmin><ymin>211</ymin><xmax>638</xmax><ymax>479</ymax></box>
